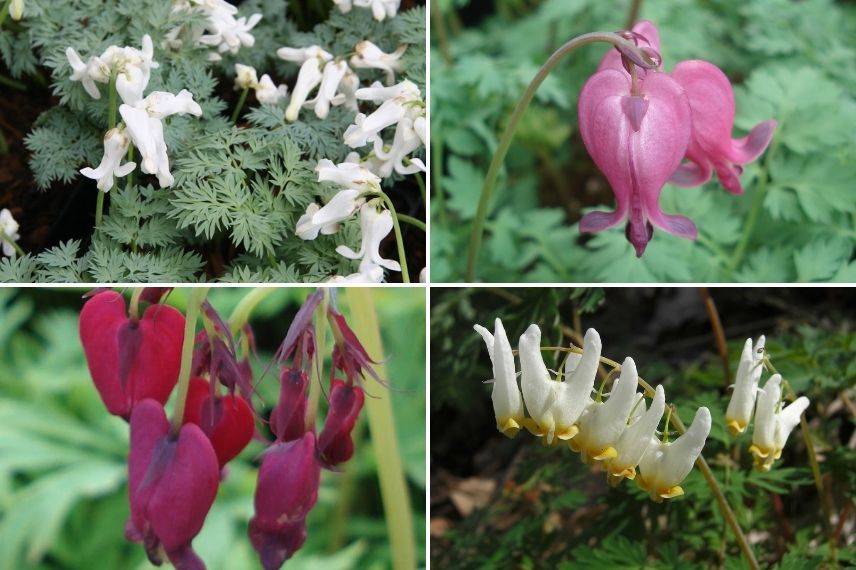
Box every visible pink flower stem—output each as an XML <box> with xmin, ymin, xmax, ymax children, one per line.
<box><xmin>464</xmin><ymin>32</ymin><xmax>656</xmax><ymax>281</ymax></box>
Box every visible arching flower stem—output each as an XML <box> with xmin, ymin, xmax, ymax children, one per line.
<box><xmin>169</xmin><ymin>286</ymin><xmax>209</xmax><ymax>436</ymax></box>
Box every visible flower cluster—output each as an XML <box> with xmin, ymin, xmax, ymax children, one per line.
<box><xmin>474</xmin><ymin>319</ymin><xmax>711</xmax><ymax>502</ymax></box>
<box><xmin>68</xmin><ymin>35</ymin><xmax>203</xmax><ymax>191</ymax></box>
<box><xmin>165</xmin><ymin>0</ymin><xmax>261</xmax><ymax>62</ymax></box>
<box><xmin>725</xmin><ymin>336</ymin><xmax>810</xmax><ymax>471</ymax></box>
<box><xmin>78</xmin><ymin>289</ymin><xmax>375</xmax><ymax>569</ymax></box>
<box><xmin>0</xmin><ymin>208</ymin><xmax>21</xmax><ymax>257</ymax></box>
<box><xmin>579</xmin><ymin>21</ymin><xmax>776</xmax><ymax>256</ymax></box>
<box><xmin>333</xmin><ymin>0</ymin><xmax>401</xmax><ymax>21</ymax></box>
<box><xmin>276</xmin><ymin>45</ymin><xmax>358</xmax><ymax>122</ymax></box>
<box><xmin>234</xmin><ymin>63</ymin><xmax>288</xmax><ymax>105</ymax></box>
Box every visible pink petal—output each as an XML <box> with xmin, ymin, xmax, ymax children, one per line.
<box><xmin>598</xmin><ymin>20</ymin><xmax>661</xmax><ymax>75</ymax></box>
<box><xmin>724</xmin><ymin>119</ymin><xmax>777</xmax><ymax>165</ymax></box>
<box><xmin>670</xmin><ymin>143</ymin><xmax>713</xmax><ymax>187</ymax></box>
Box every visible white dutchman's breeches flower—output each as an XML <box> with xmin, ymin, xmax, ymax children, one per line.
<box><xmin>518</xmin><ymin>324</ymin><xmax>558</xmax><ymax>441</ymax></box>
<box><xmin>637</xmin><ymin>407</ymin><xmax>711</xmax><ymax>501</ymax></box>
<box><xmin>278</xmin><ymin>46</ymin><xmax>334</xmax><ymax>122</ymax></box>
<box><xmin>344</xmin><ymin>80</ymin><xmax>422</xmax><ymax>148</ymax></box>
<box><xmin>335</xmin><ymin>204</ymin><xmax>401</xmax><ymax>276</ymax></box>
<box><xmin>80</xmin><ymin>126</ymin><xmax>136</xmax><ymax>192</ymax></box>
<box><xmin>295</xmin><ymin>189</ymin><xmax>363</xmax><ymax>240</ymax></box>
<box><xmin>234</xmin><ymin>63</ymin><xmax>259</xmax><ymax>90</ymax></box>
<box><xmin>473</xmin><ymin>319</ymin><xmax>525</xmax><ymax>437</ymax></box>
<box><xmin>548</xmin><ymin>328</ymin><xmax>601</xmax><ymax>443</ymax></box>
<box><xmin>255</xmin><ymin>75</ymin><xmax>288</xmax><ymax>105</ymax></box>
<box><xmin>725</xmin><ymin>336</ymin><xmax>766</xmax><ymax>435</ymax></box>
<box><xmin>606</xmin><ymin>385</ymin><xmax>665</xmax><ymax>481</ymax></box>
<box><xmin>571</xmin><ymin>357</ymin><xmax>640</xmax><ymax>462</ymax></box>
<box><xmin>315</xmin><ymin>158</ymin><xmax>381</xmax><ymax>190</ymax></box>
<box><xmin>0</xmin><ymin>209</ymin><xmax>21</xmax><ymax>257</ymax></box>
<box><xmin>372</xmin><ymin>117</ymin><xmax>426</xmax><ymax>177</ymax></box>
<box><xmin>749</xmin><ymin>374</ymin><xmax>810</xmax><ymax>472</ymax></box>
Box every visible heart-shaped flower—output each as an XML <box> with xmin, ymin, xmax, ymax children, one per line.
<box><xmin>269</xmin><ymin>367</ymin><xmax>310</xmax><ymax>443</ymax></box>
<box><xmin>318</xmin><ymin>379</ymin><xmax>365</xmax><ymax>466</ymax></box>
<box><xmin>126</xmin><ymin>399</ymin><xmax>220</xmax><ymax>568</ymax></box>
<box><xmin>79</xmin><ymin>290</ymin><xmax>185</xmax><ymax>418</ymax></box>
<box><xmin>182</xmin><ymin>378</ymin><xmax>255</xmax><ymax>468</ymax></box>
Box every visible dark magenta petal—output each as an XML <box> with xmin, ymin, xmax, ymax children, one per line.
<box><xmin>270</xmin><ymin>368</ymin><xmax>309</xmax><ymax>442</ymax></box>
<box><xmin>165</xmin><ymin>545</ymin><xmax>208</xmax><ymax>570</ymax></box>
<box><xmin>318</xmin><ymin>381</ymin><xmax>365</xmax><ymax>467</ymax></box>
<box><xmin>80</xmin><ymin>291</ymin><xmax>185</xmax><ymax>418</ymax></box>
<box><xmin>183</xmin><ymin>378</ymin><xmax>255</xmax><ymax>468</ymax></box>
<box><xmin>248</xmin><ymin>517</ymin><xmax>307</xmax><ymax>570</ymax></box>
<box><xmin>139</xmin><ymin>287</ymin><xmax>173</xmax><ymax>305</ymax></box>
<box><xmin>579</xmin><ymin>209</ymin><xmax>626</xmax><ymax>233</ymax></box>
<box><xmin>276</xmin><ymin>290</ymin><xmax>323</xmax><ymax>363</ymax></box>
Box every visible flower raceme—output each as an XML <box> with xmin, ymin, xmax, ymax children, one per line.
<box><xmin>579</xmin><ymin>20</ymin><xmax>776</xmax><ymax>255</ymax></box>
<box><xmin>474</xmin><ymin>320</ymin><xmax>711</xmax><ymax>500</ymax></box>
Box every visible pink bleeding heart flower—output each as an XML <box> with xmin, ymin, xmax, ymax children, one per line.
<box><xmin>599</xmin><ymin>20</ymin><xmax>661</xmax><ymax>77</ymax></box>
<box><xmin>318</xmin><ymin>379</ymin><xmax>365</xmax><ymax>467</ymax></box>
<box><xmin>126</xmin><ymin>399</ymin><xmax>220</xmax><ymax>570</ymax></box>
<box><xmin>578</xmin><ymin>68</ymin><xmax>695</xmax><ymax>256</ymax></box>
<box><xmin>269</xmin><ymin>367</ymin><xmax>309</xmax><ymax>443</ymax></box>
<box><xmin>249</xmin><ymin>432</ymin><xmax>320</xmax><ymax>570</ymax></box>
<box><xmin>669</xmin><ymin>60</ymin><xmax>777</xmax><ymax>194</ymax></box>
<box><xmin>79</xmin><ymin>290</ymin><xmax>185</xmax><ymax>419</ymax></box>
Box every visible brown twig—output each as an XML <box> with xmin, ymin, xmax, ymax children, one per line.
<box><xmin>699</xmin><ymin>287</ymin><xmax>731</xmax><ymax>386</ymax></box>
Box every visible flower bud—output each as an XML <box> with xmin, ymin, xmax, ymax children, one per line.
<box><xmin>249</xmin><ymin>433</ymin><xmax>320</xmax><ymax>569</ymax></box>
<box><xmin>79</xmin><ymin>290</ymin><xmax>184</xmax><ymax>418</ymax></box>
<box><xmin>269</xmin><ymin>368</ymin><xmax>309</xmax><ymax>442</ymax></box>
<box><xmin>183</xmin><ymin>378</ymin><xmax>255</xmax><ymax>468</ymax></box>
<box><xmin>9</xmin><ymin>0</ymin><xmax>23</xmax><ymax>21</ymax></box>
<box><xmin>126</xmin><ymin>400</ymin><xmax>219</xmax><ymax>568</ymax></box>
<box><xmin>318</xmin><ymin>380</ymin><xmax>365</xmax><ymax>466</ymax></box>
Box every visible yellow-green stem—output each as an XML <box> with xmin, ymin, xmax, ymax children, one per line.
<box><xmin>464</xmin><ymin>31</ymin><xmax>657</xmax><ymax>281</ymax></box>
<box><xmin>129</xmin><ymin>288</ymin><xmax>143</xmax><ymax>320</ymax></box>
<box><xmin>0</xmin><ymin>0</ymin><xmax>13</xmax><ymax>26</ymax></box>
<box><xmin>397</xmin><ymin>214</ymin><xmax>426</xmax><ymax>231</ymax></box>
<box><xmin>169</xmin><ymin>287</ymin><xmax>209</xmax><ymax>435</ymax></box>
<box><xmin>367</xmin><ymin>191</ymin><xmax>411</xmax><ymax>282</ymax></box>
<box><xmin>346</xmin><ymin>288</ymin><xmax>416</xmax><ymax>570</ymax></box>
<box><xmin>228</xmin><ymin>287</ymin><xmax>275</xmax><ymax>336</ymax></box>
<box><xmin>306</xmin><ymin>292</ymin><xmax>328</xmax><ymax>430</ymax></box>
<box><xmin>231</xmin><ymin>87</ymin><xmax>250</xmax><ymax>123</ymax></box>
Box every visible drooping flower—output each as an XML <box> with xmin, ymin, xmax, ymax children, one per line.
<box><xmin>234</xmin><ymin>63</ymin><xmax>259</xmax><ymax>90</ymax></box>
<box><xmin>66</xmin><ymin>47</ymin><xmax>108</xmax><ymax>99</ymax></box>
<box><xmin>334</xmin><ymin>204</ymin><xmax>402</xmax><ymax>281</ymax></box>
<box><xmin>255</xmin><ymin>74</ymin><xmax>288</xmax><ymax>105</ymax></box>
<box><xmin>637</xmin><ymin>406</ymin><xmax>711</xmax><ymax>501</ymax></box>
<box><xmin>304</xmin><ymin>59</ymin><xmax>352</xmax><ymax>119</ymax></box>
<box><xmin>249</xmin><ymin>432</ymin><xmax>320</xmax><ymax>569</ymax></box>
<box><xmin>182</xmin><ymin>377</ymin><xmax>255</xmax><ymax>469</ymax></box>
<box><xmin>606</xmin><ymin>384</ymin><xmax>665</xmax><ymax>481</ymax></box>
<box><xmin>315</xmin><ymin>158</ymin><xmax>381</xmax><ymax>191</ymax></box>
<box><xmin>724</xmin><ymin>336</ymin><xmax>766</xmax><ymax>435</ymax></box>
<box><xmin>749</xmin><ymin>374</ymin><xmax>810</xmax><ymax>472</ymax></box>
<box><xmin>577</xmin><ymin>67</ymin><xmax>695</xmax><ymax>257</ymax></box>
<box><xmin>80</xmin><ymin>126</ymin><xmax>136</xmax><ymax>192</ymax></box>
<box><xmin>598</xmin><ymin>20</ymin><xmax>661</xmax><ymax>78</ymax></box>
<box><xmin>66</xmin><ymin>36</ymin><xmax>159</xmax><ymax>105</ymax></box>
<box><xmin>670</xmin><ymin>60</ymin><xmax>776</xmax><ymax>194</ymax></box>
<box><xmin>351</xmin><ymin>41</ymin><xmax>406</xmax><ymax>85</ymax></box>
<box><xmin>473</xmin><ymin>318</ymin><xmax>525</xmax><ymax>437</ymax></box>
<box><xmin>0</xmin><ymin>208</ymin><xmax>21</xmax><ymax>257</ymax></box>
<box><xmin>372</xmin><ymin>117</ymin><xmax>427</xmax><ymax>177</ymax></box>
<box><xmin>79</xmin><ymin>290</ymin><xmax>185</xmax><ymax>419</ymax></box>
<box><xmin>269</xmin><ymin>367</ymin><xmax>309</xmax><ymax>443</ymax></box>
<box><xmin>550</xmin><ymin>328</ymin><xmax>603</xmax><ymax>442</ymax></box>
<box><xmin>318</xmin><ymin>379</ymin><xmax>365</xmax><ymax>466</ymax></box>
<box><xmin>295</xmin><ymin>190</ymin><xmax>363</xmax><ymax>240</ymax></box>
<box><xmin>9</xmin><ymin>0</ymin><xmax>24</xmax><ymax>21</ymax></box>
<box><xmin>277</xmin><ymin>46</ymin><xmax>334</xmax><ymax>122</ymax></box>
<box><xmin>570</xmin><ymin>357</ymin><xmax>641</xmax><ymax>462</ymax></box>
<box><xmin>126</xmin><ymin>400</ymin><xmax>219</xmax><ymax>568</ymax></box>
<box><xmin>352</xmin><ymin>0</ymin><xmax>400</xmax><ymax>20</ymax></box>
<box><xmin>344</xmin><ymin>80</ymin><xmax>422</xmax><ymax>148</ymax></box>
<box><xmin>165</xmin><ymin>0</ymin><xmax>261</xmax><ymax>61</ymax></box>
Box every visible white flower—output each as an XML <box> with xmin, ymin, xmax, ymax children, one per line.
<box><xmin>198</xmin><ymin>7</ymin><xmax>262</xmax><ymax>56</ymax></box>
<box><xmin>606</xmin><ymin>385</ymin><xmax>666</xmax><ymax>481</ymax></box>
<box><xmin>80</xmin><ymin>126</ymin><xmax>136</xmax><ymax>192</ymax></box>
<box><xmin>0</xmin><ymin>209</ymin><xmax>20</xmax><ymax>257</ymax></box>
<box><xmin>413</xmin><ymin>116</ymin><xmax>427</xmax><ymax>146</ymax></box>
<box><xmin>234</xmin><ymin>63</ymin><xmax>259</xmax><ymax>90</ymax></box>
<box><xmin>315</xmin><ymin>158</ymin><xmax>380</xmax><ymax>191</ymax></box>
<box><xmin>120</xmin><ymin>105</ymin><xmax>172</xmax><ymax>188</ymax></box>
<box><xmin>571</xmin><ymin>357</ymin><xmax>640</xmax><ymax>462</ymax></box>
<box><xmin>419</xmin><ymin>267</ymin><xmax>426</xmax><ymax>283</ymax></box>
<box><xmin>353</xmin><ymin>0</ymin><xmax>400</xmax><ymax>20</ymax></box>
<box><xmin>328</xmin><ymin>259</ymin><xmax>385</xmax><ymax>283</ymax></box>
<box><xmin>255</xmin><ymin>74</ymin><xmax>288</xmax><ymax>105</ymax></box>
<box><xmin>9</xmin><ymin>0</ymin><xmax>24</xmax><ymax>21</ymax></box>
<box><xmin>332</xmin><ymin>0</ymin><xmax>352</xmax><ymax>13</ymax></box>
<box><xmin>372</xmin><ymin>117</ymin><xmax>426</xmax><ymax>177</ymax></box>
<box><xmin>351</xmin><ymin>41</ymin><xmax>406</xmax><ymax>85</ymax></box>
<box><xmin>550</xmin><ymin>328</ymin><xmax>602</xmax><ymax>442</ymax></box>
<box><xmin>66</xmin><ymin>48</ymin><xmax>108</xmax><ymax>99</ymax></box>
<box><xmin>517</xmin><ymin>324</ymin><xmax>557</xmax><ymax>440</ymax></box>
<box><xmin>724</xmin><ymin>336</ymin><xmax>766</xmax><ymax>435</ymax></box>
<box><xmin>295</xmin><ymin>189</ymin><xmax>363</xmax><ymax>240</ymax></box>
<box><xmin>137</xmin><ymin>89</ymin><xmax>203</xmax><ymax>119</ymax></box>
<box><xmin>66</xmin><ymin>36</ymin><xmax>158</xmax><ymax>105</ymax></box>
<box><xmin>473</xmin><ymin>319</ymin><xmax>525</xmax><ymax>437</ymax></box>
<box><xmin>304</xmin><ymin>60</ymin><xmax>351</xmax><ymax>119</ymax></box>
<box><xmin>335</xmin><ymin>204</ymin><xmax>401</xmax><ymax>278</ymax></box>
<box><xmin>344</xmin><ymin>80</ymin><xmax>422</xmax><ymax>148</ymax></box>
<box><xmin>637</xmin><ymin>407</ymin><xmax>711</xmax><ymax>501</ymax></box>
<box><xmin>277</xmin><ymin>46</ymin><xmax>334</xmax><ymax>122</ymax></box>
<box><xmin>749</xmin><ymin>374</ymin><xmax>810</xmax><ymax>472</ymax></box>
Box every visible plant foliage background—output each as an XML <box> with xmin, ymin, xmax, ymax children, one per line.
<box><xmin>0</xmin><ymin>0</ymin><xmax>425</xmax><ymax>283</ymax></box>
<box><xmin>430</xmin><ymin>287</ymin><xmax>855</xmax><ymax>568</ymax></box>
<box><xmin>0</xmin><ymin>287</ymin><xmax>426</xmax><ymax>569</ymax></box>
<box><xmin>430</xmin><ymin>0</ymin><xmax>856</xmax><ymax>282</ymax></box>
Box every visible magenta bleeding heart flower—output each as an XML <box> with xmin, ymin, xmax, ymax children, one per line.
<box><xmin>578</xmin><ymin>67</ymin><xmax>695</xmax><ymax>256</ymax></box>
<box><xmin>249</xmin><ymin>432</ymin><xmax>321</xmax><ymax>570</ymax></box>
<box><xmin>669</xmin><ymin>60</ymin><xmax>777</xmax><ymax>194</ymax></box>
<box><xmin>79</xmin><ymin>290</ymin><xmax>185</xmax><ymax>418</ymax></box>
<box><xmin>269</xmin><ymin>367</ymin><xmax>310</xmax><ymax>443</ymax></box>
<box><xmin>126</xmin><ymin>399</ymin><xmax>220</xmax><ymax>569</ymax></box>
<box><xmin>318</xmin><ymin>379</ymin><xmax>365</xmax><ymax>467</ymax></box>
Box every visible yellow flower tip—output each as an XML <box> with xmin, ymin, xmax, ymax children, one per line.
<box><xmin>659</xmin><ymin>486</ymin><xmax>684</xmax><ymax>500</ymax></box>
<box><xmin>748</xmin><ymin>444</ymin><xmax>770</xmax><ymax>459</ymax></box>
<box><xmin>773</xmin><ymin>449</ymin><xmax>782</xmax><ymax>460</ymax></box>
<box><xmin>568</xmin><ymin>439</ymin><xmax>581</xmax><ymax>453</ymax></box>
<box><xmin>521</xmin><ymin>418</ymin><xmax>544</xmax><ymax>437</ymax></box>
<box><xmin>725</xmin><ymin>419</ymin><xmax>746</xmax><ymax>437</ymax></box>
<box><xmin>611</xmin><ymin>466</ymin><xmax>636</xmax><ymax>481</ymax></box>
<box><xmin>555</xmin><ymin>425</ymin><xmax>580</xmax><ymax>441</ymax></box>
<box><xmin>606</xmin><ymin>473</ymin><xmax>623</xmax><ymax>488</ymax></box>
<box><xmin>591</xmin><ymin>447</ymin><xmax>618</xmax><ymax>461</ymax></box>
<box><xmin>497</xmin><ymin>417</ymin><xmax>521</xmax><ymax>438</ymax></box>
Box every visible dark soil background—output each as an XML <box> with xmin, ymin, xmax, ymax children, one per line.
<box><xmin>0</xmin><ymin>0</ymin><xmax>425</xmax><ymax>282</ymax></box>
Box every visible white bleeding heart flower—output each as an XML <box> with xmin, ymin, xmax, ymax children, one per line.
<box><xmin>372</xmin><ymin>117</ymin><xmax>426</xmax><ymax>177</ymax></box>
<box><xmin>295</xmin><ymin>189</ymin><xmax>364</xmax><ymax>240</ymax></box>
<box><xmin>277</xmin><ymin>46</ymin><xmax>333</xmax><ymax>122</ymax></box>
<box><xmin>335</xmin><ymin>204</ymin><xmax>401</xmax><ymax>278</ymax></box>
<box><xmin>137</xmin><ymin>89</ymin><xmax>203</xmax><ymax>119</ymax></box>
<box><xmin>234</xmin><ymin>63</ymin><xmax>259</xmax><ymax>90</ymax></box>
<box><xmin>304</xmin><ymin>60</ymin><xmax>350</xmax><ymax>119</ymax></box>
<box><xmin>315</xmin><ymin>158</ymin><xmax>380</xmax><ymax>191</ymax></box>
<box><xmin>344</xmin><ymin>80</ymin><xmax>422</xmax><ymax>148</ymax></box>
<box><xmin>0</xmin><ymin>209</ymin><xmax>21</xmax><ymax>257</ymax></box>
<box><xmin>351</xmin><ymin>41</ymin><xmax>406</xmax><ymax>85</ymax></box>
<box><xmin>255</xmin><ymin>74</ymin><xmax>288</xmax><ymax>105</ymax></box>
<box><xmin>80</xmin><ymin>126</ymin><xmax>137</xmax><ymax>192</ymax></box>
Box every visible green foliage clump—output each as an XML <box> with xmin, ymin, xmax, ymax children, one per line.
<box><xmin>431</xmin><ymin>0</ymin><xmax>856</xmax><ymax>282</ymax></box>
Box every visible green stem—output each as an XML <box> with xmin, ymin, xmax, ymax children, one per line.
<box><xmin>129</xmin><ymin>288</ymin><xmax>143</xmax><ymax>320</ymax></box>
<box><xmin>397</xmin><ymin>214</ymin><xmax>426</xmax><ymax>231</ymax></box>
<box><xmin>728</xmin><ymin>166</ymin><xmax>769</xmax><ymax>272</ymax></box>
<box><xmin>0</xmin><ymin>0</ymin><xmax>12</xmax><ymax>27</ymax></box>
<box><xmin>0</xmin><ymin>74</ymin><xmax>26</xmax><ymax>90</ymax></box>
<box><xmin>306</xmin><ymin>292</ymin><xmax>328</xmax><ymax>430</ymax></box>
<box><xmin>95</xmin><ymin>71</ymin><xmax>119</xmax><ymax>228</ymax></box>
<box><xmin>464</xmin><ymin>32</ymin><xmax>655</xmax><ymax>281</ymax></box>
<box><xmin>367</xmin><ymin>190</ymin><xmax>411</xmax><ymax>283</ymax></box>
<box><xmin>227</xmin><ymin>287</ymin><xmax>275</xmax><ymax>336</ymax></box>
<box><xmin>0</xmin><ymin>233</ymin><xmax>24</xmax><ymax>257</ymax></box>
<box><xmin>345</xmin><ymin>288</ymin><xmax>416</xmax><ymax>570</ymax></box>
<box><xmin>431</xmin><ymin>134</ymin><xmax>447</xmax><ymax>226</ymax></box>
<box><xmin>414</xmin><ymin>172</ymin><xmax>426</xmax><ymax>204</ymax></box>
<box><xmin>169</xmin><ymin>287</ymin><xmax>209</xmax><ymax>435</ymax></box>
<box><xmin>231</xmin><ymin>87</ymin><xmax>250</xmax><ymax>123</ymax></box>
